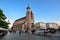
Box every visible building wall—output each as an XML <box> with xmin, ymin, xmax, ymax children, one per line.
<box><xmin>34</xmin><ymin>22</ymin><xmax>46</xmax><ymax>30</ymax></box>
<box><xmin>26</xmin><ymin>10</ymin><xmax>34</xmax><ymax>30</ymax></box>
<box><xmin>46</xmin><ymin>23</ymin><xmax>59</xmax><ymax>29</ymax></box>
<box><xmin>39</xmin><ymin>22</ymin><xmax>46</xmax><ymax>29</ymax></box>
<box><xmin>34</xmin><ymin>22</ymin><xmax>59</xmax><ymax>30</ymax></box>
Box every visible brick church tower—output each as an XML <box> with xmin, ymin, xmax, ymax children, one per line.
<box><xmin>26</xmin><ymin>5</ymin><xmax>34</xmax><ymax>30</ymax></box>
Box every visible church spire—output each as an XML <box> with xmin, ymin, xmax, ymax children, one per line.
<box><xmin>27</xmin><ymin>4</ymin><xmax>30</xmax><ymax>9</ymax></box>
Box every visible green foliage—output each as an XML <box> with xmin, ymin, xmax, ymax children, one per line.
<box><xmin>0</xmin><ymin>9</ymin><xmax>9</xmax><ymax>29</ymax></box>
<box><xmin>0</xmin><ymin>9</ymin><xmax>6</xmax><ymax>20</ymax></box>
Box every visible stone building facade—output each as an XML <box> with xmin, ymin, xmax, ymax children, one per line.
<box><xmin>12</xmin><ymin>5</ymin><xmax>34</xmax><ymax>31</ymax></box>
<box><xmin>34</xmin><ymin>22</ymin><xmax>46</xmax><ymax>30</ymax></box>
<box><xmin>46</xmin><ymin>23</ymin><xmax>59</xmax><ymax>29</ymax></box>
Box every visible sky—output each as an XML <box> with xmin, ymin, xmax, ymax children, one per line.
<box><xmin>0</xmin><ymin>0</ymin><xmax>60</xmax><ymax>28</ymax></box>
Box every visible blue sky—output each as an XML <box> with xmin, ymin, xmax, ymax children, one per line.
<box><xmin>0</xmin><ymin>0</ymin><xmax>60</xmax><ymax>23</ymax></box>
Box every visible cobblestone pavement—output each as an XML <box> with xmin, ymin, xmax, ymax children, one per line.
<box><xmin>0</xmin><ymin>31</ymin><xmax>60</xmax><ymax>40</ymax></box>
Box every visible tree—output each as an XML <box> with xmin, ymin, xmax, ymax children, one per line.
<box><xmin>0</xmin><ymin>9</ymin><xmax>6</xmax><ymax>20</ymax></box>
<box><xmin>0</xmin><ymin>9</ymin><xmax>9</xmax><ymax>29</ymax></box>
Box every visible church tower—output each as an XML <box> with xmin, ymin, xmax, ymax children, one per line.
<box><xmin>26</xmin><ymin>5</ymin><xmax>34</xmax><ymax>30</ymax></box>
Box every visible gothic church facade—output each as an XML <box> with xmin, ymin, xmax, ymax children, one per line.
<box><xmin>12</xmin><ymin>5</ymin><xmax>34</xmax><ymax>31</ymax></box>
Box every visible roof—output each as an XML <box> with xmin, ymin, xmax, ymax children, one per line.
<box><xmin>15</xmin><ymin>16</ymin><xmax>26</xmax><ymax>22</ymax></box>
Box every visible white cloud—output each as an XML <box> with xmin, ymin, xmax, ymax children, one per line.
<box><xmin>5</xmin><ymin>19</ymin><xmax>9</xmax><ymax>22</ymax></box>
<box><xmin>8</xmin><ymin>20</ymin><xmax>14</xmax><ymax>28</ymax></box>
<box><xmin>5</xmin><ymin>19</ymin><xmax>14</xmax><ymax>28</ymax></box>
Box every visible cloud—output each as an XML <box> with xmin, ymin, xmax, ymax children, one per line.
<box><xmin>5</xmin><ymin>19</ymin><xmax>14</xmax><ymax>28</ymax></box>
<box><xmin>8</xmin><ymin>20</ymin><xmax>14</xmax><ymax>28</ymax></box>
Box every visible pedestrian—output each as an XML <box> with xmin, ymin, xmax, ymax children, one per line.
<box><xmin>19</xmin><ymin>31</ymin><xmax>21</xmax><ymax>34</ymax></box>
